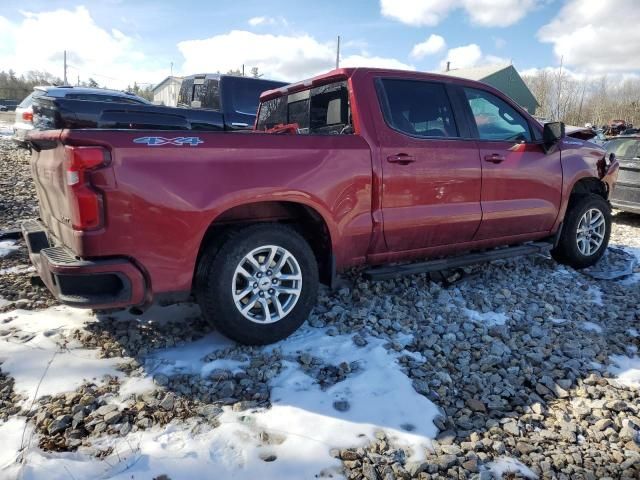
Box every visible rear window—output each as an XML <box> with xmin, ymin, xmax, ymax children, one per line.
<box><xmin>178</xmin><ymin>78</ymin><xmax>221</xmax><ymax>110</ymax></box>
<box><xmin>606</xmin><ymin>138</ymin><xmax>639</xmax><ymax>159</ymax></box>
<box><xmin>256</xmin><ymin>81</ymin><xmax>351</xmax><ymax>134</ymax></box>
<box><xmin>18</xmin><ymin>93</ymin><xmax>35</xmax><ymax>108</ymax></box>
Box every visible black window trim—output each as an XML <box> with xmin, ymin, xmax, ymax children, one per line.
<box><xmin>374</xmin><ymin>77</ymin><xmax>469</xmax><ymax>142</ymax></box>
<box><xmin>456</xmin><ymin>85</ymin><xmax>538</xmax><ymax>144</ymax></box>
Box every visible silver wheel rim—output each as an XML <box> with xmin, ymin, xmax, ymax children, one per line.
<box><xmin>232</xmin><ymin>245</ymin><xmax>302</xmax><ymax>324</ymax></box>
<box><xmin>576</xmin><ymin>208</ymin><xmax>606</xmax><ymax>256</ymax></box>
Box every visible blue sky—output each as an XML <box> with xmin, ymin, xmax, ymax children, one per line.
<box><xmin>0</xmin><ymin>0</ymin><xmax>638</xmax><ymax>88</ymax></box>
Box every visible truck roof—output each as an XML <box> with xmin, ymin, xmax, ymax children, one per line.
<box><xmin>259</xmin><ymin>67</ymin><xmax>491</xmax><ymax>102</ymax></box>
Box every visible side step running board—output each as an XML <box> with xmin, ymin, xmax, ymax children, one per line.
<box><xmin>364</xmin><ymin>242</ymin><xmax>553</xmax><ymax>281</ymax></box>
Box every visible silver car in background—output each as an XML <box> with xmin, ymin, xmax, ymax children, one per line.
<box><xmin>12</xmin><ymin>92</ymin><xmax>37</xmax><ymax>145</ymax></box>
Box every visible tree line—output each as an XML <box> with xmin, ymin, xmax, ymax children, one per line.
<box><xmin>523</xmin><ymin>70</ymin><xmax>640</xmax><ymax>128</ymax></box>
<box><xmin>0</xmin><ymin>69</ymin><xmax>154</xmax><ymax>101</ymax></box>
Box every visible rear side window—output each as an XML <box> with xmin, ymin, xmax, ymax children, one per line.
<box><xmin>463</xmin><ymin>88</ymin><xmax>532</xmax><ymax>142</ymax></box>
<box><xmin>606</xmin><ymin>138</ymin><xmax>639</xmax><ymax>159</ymax></box>
<box><xmin>178</xmin><ymin>78</ymin><xmax>221</xmax><ymax>110</ymax></box>
<box><xmin>377</xmin><ymin>79</ymin><xmax>458</xmax><ymax>138</ymax></box>
<box><xmin>256</xmin><ymin>81</ymin><xmax>351</xmax><ymax>134</ymax></box>
<box><xmin>19</xmin><ymin>93</ymin><xmax>34</xmax><ymax>108</ymax></box>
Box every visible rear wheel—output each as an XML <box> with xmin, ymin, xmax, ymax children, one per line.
<box><xmin>551</xmin><ymin>194</ymin><xmax>611</xmax><ymax>269</ymax></box>
<box><xmin>196</xmin><ymin>224</ymin><xmax>318</xmax><ymax>345</ymax></box>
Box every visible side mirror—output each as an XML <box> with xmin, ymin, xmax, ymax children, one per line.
<box><xmin>543</xmin><ymin>122</ymin><xmax>565</xmax><ymax>153</ymax></box>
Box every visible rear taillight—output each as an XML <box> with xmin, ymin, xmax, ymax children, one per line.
<box><xmin>64</xmin><ymin>146</ymin><xmax>108</xmax><ymax>230</ymax></box>
<box><xmin>22</xmin><ymin>111</ymin><xmax>33</xmax><ymax>122</ymax></box>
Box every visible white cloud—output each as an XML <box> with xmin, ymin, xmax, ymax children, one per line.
<box><xmin>410</xmin><ymin>34</ymin><xmax>446</xmax><ymax>59</ymax></box>
<box><xmin>0</xmin><ymin>6</ymin><xmax>166</xmax><ymax>89</ymax></box>
<box><xmin>248</xmin><ymin>16</ymin><xmax>270</xmax><ymax>26</ymax></box>
<box><xmin>381</xmin><ymin>0</ymin><xmax>453</xmax><ymax>26</ymax></box>
<box><xmin>537</xmin><ymin>0</ymin><xmax>640</xmax><ymax>74</ymax></box>
<box><xmin>437</xmin><ymin>44</ymin><xmax>509</xmax><ymax>71</ymax></box>
<box><xmin>461</xmin><ymin>0</ymin><xmax>535</xmax><ymax>27</ymax></box>
<box><xmin>440</xmin><ymin>44</ymin><xmax>483</xmax><ymax>70</ymax></box>
<box><xmin>340</xmin><ymin>55</ymin><xmax>414</xmax><ymax>71</ymax></box>
<box><xmin>178</xmin><ymin>30</ymin><xmax>412</xmax><ymax>82</ymax></box>
<box><xmin>380</xmin><ymin>0</ymin><xmax>536</xmax><ymax>27</ymax></box>
<box><xmin>247</xmin><ymin>16</ymin><xmax>287</xmax><ymax>27</ymax></box>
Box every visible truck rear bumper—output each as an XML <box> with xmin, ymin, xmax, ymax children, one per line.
<box><xmin>22</xmin><ymin>219</ymin><xmax>147</xmax><ymax>309</ymax></box>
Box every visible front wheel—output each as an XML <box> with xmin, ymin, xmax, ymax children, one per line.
<box><xmin>551</xmin><ymin>194</ymin><xmax>611</xmax><ymax>269</ymax></box>
<box><xmin>196</xmin><ymin>224</ymin><xmax>319</xmax><ymax>345</ymax></box>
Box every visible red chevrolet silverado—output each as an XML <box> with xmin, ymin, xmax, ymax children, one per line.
<box><xmin>23</xmin><ymin>68</ymin><xmax>619</xmax><ymax>345</ymax></box>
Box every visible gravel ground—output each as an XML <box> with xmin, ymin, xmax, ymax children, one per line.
<box><xmin>0</xmin><ymin>127</ymin><xmax>639</xmax><ymax>479</ymax></box>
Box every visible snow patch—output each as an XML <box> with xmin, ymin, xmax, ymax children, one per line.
<box><xmin>0</xmin><ymin>240</ymin><xmax>19</xmax><ymax>258</ymax></box>
<box><xmin>463</xmin><ymin>308</ymin><xmax>507</xmax><ymax>326</ymax></box>
<box><xmin>628</xmin><ymin>328</ymin><xmax>639</xmax><ymax>338</ymax></box>
<box><xmin>609</xmin><ymin>355</ymin><xmax>640</xmax><ymax>389</ymax></box>
<box><xmin>587</xmin><ymin>286</ymin><xmax>603</xmax><ymax>306</ymax></box>
<box><xmin>0</xmin><ymin>307</ymin><xmax>124</xmax><ymax>403</ymax></box>
<box><xmin>0</xmin><ymin>265</ymin><xmax>35</xmax><ymax>275</ymax></box>
<box><xmin>581</xmin><ymin>321</ymin><xmax>603</xmax><ymax>334</ymax></box>
<box><xmin>0</xmin><ymin>303</ymin><xmax>440</xmax><ymax>479</ymax></box>
<box><xmin>485</xmin><ymin>456</ymin><xmax>537</xmax><ymax>479</ymax></box>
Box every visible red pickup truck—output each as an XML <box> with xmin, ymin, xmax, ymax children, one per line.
<box><xmin>23</xmin><ymin>68</ymin><xmax>619</xmax><ymax>345</ymax></box>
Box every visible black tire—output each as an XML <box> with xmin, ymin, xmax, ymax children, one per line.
<box><xmin>196</xmin><ymin>223</ymin><xmax>318</xmax><ymax>345</ymax></box>
<box><xmin>551</xmin><ymin>194</ymin><xmax>611</xmax><ymax>269</ymax></box>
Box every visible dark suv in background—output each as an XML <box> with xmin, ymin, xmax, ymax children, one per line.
<box><xmin>607</xmin><ymin>136</ymin><xmax>640</xmax><ymax>214</ymax></box>
<box><xmin>177</xmin><ymin>74</ymin><xmax>287</xmax><ymax>128</ymax></box>
<box><xmin>13</xmin><ymin>86</ymin><xmax>149</xmax><ymax>145</ymax></box>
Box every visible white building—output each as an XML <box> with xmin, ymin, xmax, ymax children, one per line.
<box><xmin>152</xmin><ymin>76</ymin><xmax>182</xmax><ymax>106</ymax></box>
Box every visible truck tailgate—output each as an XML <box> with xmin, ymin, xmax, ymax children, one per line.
<box><xmin>30</xmin><ymin>134</ymin><xmax>74</xmax><ymax>239</ymax></box>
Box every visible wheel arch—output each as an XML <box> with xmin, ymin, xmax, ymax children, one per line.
<box><xmin>568</xmin><ymin>176</ymin><xmax>609</xmax><ymax>202</ymax></box>
<box><xmin>194</xmin><ymin>200</ymin><xmax>335</xmax><ymax>288</ymax></box>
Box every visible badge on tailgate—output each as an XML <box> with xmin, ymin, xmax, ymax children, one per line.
<box><xmin>133</xmin><ymin>136</ymin><xmax>204</xmax><ymax>146</ymax></box>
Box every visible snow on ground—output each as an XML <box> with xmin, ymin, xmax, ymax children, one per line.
<box><xmin>0</xmin><ymin>303</ymin><xmax>440</xmax><ymax>479</ymax></box>
<box><xmin>0</xmin><ymin>265</ymin><xmax>35</xmax><ymax>275</ymax></box>
<box><xmin>463</xmin><ymin>308</ymin><xmax>507</xmax><ymax>327</ymax></box>
<box><xmin>629</xmin><ymin>328</ymin><xmax>639</xmax><ymax>338</ymax></box>
<box><xmin>581</xmin><ymin>321</ymin><xmax>604</xmax><ymax>334</ymax></box>
<box><xmin>608</xmin><ymin>355</ymin><xmax>640</xmax><ymax>389</ymax></box>
<box><xmin>485</xmin><ymin>456</ymin><xmax>537</xmax><ymax>479</ymax></box>
<box><xmin>0</xmin><ymin>307</ymin><xmax>124</xmax><ymax>403</ymax></box>
<box><xmin>587</xmin><ymin>285</ymin><xmax>604</xmax><ymax>306</ymax></box>
<box><xmin>618</xmin><ymin>246</ymin><xmax>640</xmax><ymax>285</ymax></box>
<box><xmin>0</xmin><ymin>240</ymin><xmax>20</xmax><ymax>258</ymax></box>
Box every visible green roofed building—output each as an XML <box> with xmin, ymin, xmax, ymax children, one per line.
<box><xmin>443</xmin><ymin>63</ymin><xmax>539</xmax><ymax>115</ymax></box>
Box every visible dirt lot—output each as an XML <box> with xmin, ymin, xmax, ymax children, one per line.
<box><xmin>0</xmin><ymin>129</ymin><xmax>639</xmax><ymax>479</ymax></box>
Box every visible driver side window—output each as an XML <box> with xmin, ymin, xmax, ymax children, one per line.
<box><xmin>463</xmin><ymin>87</ymin><xmax>532</xmax><ymax>142</ymax></box>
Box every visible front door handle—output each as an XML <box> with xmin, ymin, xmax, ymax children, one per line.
<box><xmin>387</xmin><ymin>154</ymin><xmax>416</xmax><ymax>165</ymax></box>
<box><xmin>484</xmin><ymin>153</ymin><xmax>505</xmax><ymax>164</ymax></box>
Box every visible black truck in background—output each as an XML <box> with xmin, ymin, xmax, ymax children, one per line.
<box><xmin>32</xmin><ymin>74</ymin><xmax>287</xmax><ymax>132</ymax></box>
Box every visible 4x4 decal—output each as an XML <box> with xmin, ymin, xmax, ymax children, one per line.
<box><xmin>133</xmin><ymin>136</ymin><xmax>204</xmax><ymax>146</ymax></box>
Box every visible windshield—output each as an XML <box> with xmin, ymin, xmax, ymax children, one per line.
<box><xmin>606</xmin><ymin>138</ymin><xmax>639</xmax><ymax>159</ymax></box>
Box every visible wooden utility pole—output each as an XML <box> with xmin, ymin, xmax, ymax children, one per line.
<box><xmin>63</xmin><ymin>50</ymin><xmax>68</xmax><ymax>85</ymax></box>
<box><xmin>336</xmin><ymin>35</ymin><xmax>340</xmax><ymax>69</ymax></box>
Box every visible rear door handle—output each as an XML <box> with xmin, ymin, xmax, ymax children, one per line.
<box><xmin>484</xmin><ymin>153</ymin><xmax>505</xmax><ymax>164</ymax></box>
<box><xmin>387</xmin><ymin>154</ymin><xmax>416</xmax><ymax>165</ymax></box>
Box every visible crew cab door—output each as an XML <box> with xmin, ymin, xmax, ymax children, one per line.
<box><xmin>458</xmin><ymin>87</ymin><xmax>562</xmax><ymax>239</ymax></box>
<box><xmin>375</xmin><ymin>78</ymin><xmax>482</xmax><ymax>251</ymax></box>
